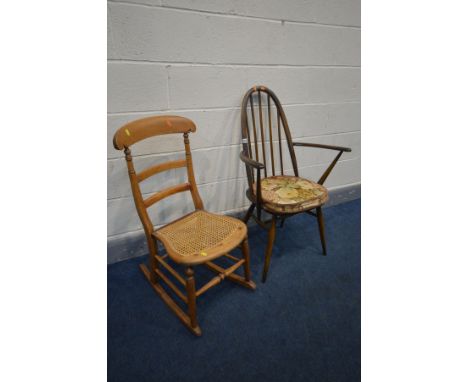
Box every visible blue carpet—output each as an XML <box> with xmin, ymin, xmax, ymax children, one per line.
<box><xmin>108</xmin><ymin>199</ymin><xmax>360</xmax><ymax>382</ymax></box>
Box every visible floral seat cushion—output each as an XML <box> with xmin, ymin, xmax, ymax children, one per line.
<box><xmin>253</xmin><ymin>175</ymin><xmax>328</xmax><ymax>213</ymax></box>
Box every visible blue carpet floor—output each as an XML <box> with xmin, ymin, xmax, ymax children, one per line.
<box><xmin>108</xmin><ymin>199</ymin><xmax>360</xmax><ymax>382</ymax></box>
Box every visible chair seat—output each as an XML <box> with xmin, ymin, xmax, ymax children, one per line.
<box><xmin>253</xmin><ymin>175</ymin><xmax>329</xmax><ymax>214</ymax></box>
<box><xmin>154</xmin><ymin>210</ymin><xmax>247</xmax><ymax>265</ymax></box>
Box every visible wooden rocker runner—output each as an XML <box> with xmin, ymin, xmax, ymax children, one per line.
<box><xmin>239</xmin><ymin>86</ymin><xmax>352</xmax><ymax>282</ymax></box>
<box><xmin>113</xmin><ymin>116</ymin><xmax>256</xmax><ymax>336</ymax></box>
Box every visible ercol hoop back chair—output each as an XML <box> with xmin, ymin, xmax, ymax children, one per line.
<box><xmin>113</xmin><ymin>116</ymin><xmax>256</xmax><ymax>336</ymax></box>
<box><xmin>239</xmin><ymin>86</ymin><xmax>352</xmax><ymax>282</ymax></box>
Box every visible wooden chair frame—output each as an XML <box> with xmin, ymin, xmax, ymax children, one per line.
<box><xmin>239</xmin><ymin>85</ymin><xmax>352</xmax><ymax>282</ymax></box>
<box><xmin>113</xmin><ymin>116</ymin><xmax>255</xmax><ymax>336</ymax></box>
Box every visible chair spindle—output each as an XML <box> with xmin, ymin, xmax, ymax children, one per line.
<box><xmin>249</xmin><ymin>94</ymin><xmax>259</xmax><ymax>162</ymax></box>
<box><xmin>267</xmin><ymin>94</ymin><xmax>275</xmax><ymax>176</ymax></box>
<box><xmin>257</xmin><ymin>91</ymin><xmax>267</xmax><ymax>177</ymax></box>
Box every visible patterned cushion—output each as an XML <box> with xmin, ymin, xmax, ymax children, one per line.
<box><xmin>253</xmin><ymin>175</ymin><xmax>328</xmax><ymax>213</ymax></box>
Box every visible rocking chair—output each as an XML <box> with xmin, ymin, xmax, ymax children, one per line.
<box><xmin>239</xmin><ymin>86</ymin><xmax>352</xmax><ymax>282</ymax></box>
<box><xmin>113</xmin><ymin>116</ymin><xmax>256</xmax><ymax>336</ymax></box>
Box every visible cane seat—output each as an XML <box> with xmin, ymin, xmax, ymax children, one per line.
<box><xmin>155</xmin><ymin>210</ymin><xmax>247</xmax><ymax>265</ymax></box>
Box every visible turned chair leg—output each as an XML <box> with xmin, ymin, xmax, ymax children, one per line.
<box><xmin>148</xmin><ymin>236</ymin><xmax>160</xmax><ymax>283</ymax></box>
<box><xmin>241</xmin><ymin>238</ymin><xmax>252</xmax><ymax>282</ymax></box>
<box><xmin>185</xmin><ymin>267</ymin><xmax>200</xmax><ymax>335</ymax></box>
<box><xmin>262</xmin><ymin>215</ymin><xmax>277</xmax><ymax>283</ymax></box>
<box><xmin>316</xmin><ymin>207</ymin><xmax>327</xmax><ymax>256</ymax></box>
<box><xmin>243</xmin><ymin>203</ymin><xmax>255</xmax><ymax>223</ymax></box>
<box><xmin>279</xmin><ymin>217</ymin><xmax>286</xmax><ymax>228</ymax></box>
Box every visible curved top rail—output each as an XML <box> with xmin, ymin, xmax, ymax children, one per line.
<box><xmin>113</xmin><ymin>115</ymin><xmax>196</xmax><ymax>150</ymax></box>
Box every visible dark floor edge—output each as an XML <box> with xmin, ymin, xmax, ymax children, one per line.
<box><xmin>107</xmin><ymin>183</ymin><xmax>360</xmax><ymax>264</ymax></box>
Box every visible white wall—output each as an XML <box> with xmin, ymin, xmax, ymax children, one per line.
<box><xmin>107</xmin><ymin>0</ymin><xmax>361</xmax><ymax>242</ymax></box>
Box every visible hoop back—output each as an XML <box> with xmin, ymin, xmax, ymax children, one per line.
<box><xmin>240</xmin><ymin>86</ymin><xmax>298</xmax><ymax>188</ymax></box>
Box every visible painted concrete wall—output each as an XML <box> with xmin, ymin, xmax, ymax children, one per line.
<box><xmin>107</xmin><ymin>0</ymin><xmax>361</xmax><ymax>245</ymax></box>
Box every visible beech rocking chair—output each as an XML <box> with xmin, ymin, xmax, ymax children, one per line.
<box><xmin>113</xmin><ymin>116</ymin><xmax>256</xmax><ymax>336</ymax></box>
<box><xmin>239</xmin><ymin>86</ymin><xmax>352</xmax><ymax>282</ymax></box>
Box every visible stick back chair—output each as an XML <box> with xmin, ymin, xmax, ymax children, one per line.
<box><xmin>239</xmin><ymin>86</ymin><xmax>352</xmax><ymax>282</ymax></box>
<box><xmin>113</xmin><ymin>115</ymin><xmax>256</xmax><ymax>336</ymax></box>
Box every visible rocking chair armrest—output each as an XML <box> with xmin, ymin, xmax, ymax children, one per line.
<box><xmin>239</xmin><ymin>152</ymin><xmax>265</xmax><ymax>169</ymax></box>
<box><xmin>293</xmin><ymin>142</ymin><xmax>352</xmax><ymax>152</ymax></box>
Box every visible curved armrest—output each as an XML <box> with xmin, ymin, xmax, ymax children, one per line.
<box><xmin>292</xmin><ymin>142</ymin><xmax>351</xmax><ymax>185</ymax></box>
<box><xmin>239</xmin><ymin>151</ymin><xmax>264</xmax><ymax>218</ymax></box>
<box><xmin>239</xmin><ymin>151</ymin><xmax>265</xmax><ymax>169</ymax></box>
<box><xmin>293</xmin><ymin>142</ymin><xmax>352</xmax><ymax>152</ymax></box>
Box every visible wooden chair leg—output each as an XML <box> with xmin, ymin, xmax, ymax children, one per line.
<box><xmin>241</xmin><ymin>238</ymin><xmax>252</xmax><ymax>282</ymax></box>
<box><xmin>243</xmin><ymin>203</ymin><xmax>255</xmax><ymax>223</ymax></box>
<box><xmin>262</xmin><ymin>215</ymin><xmax>277</xmax><ymax>283</ymax></box>
<box><xmin>185</xmin><ymin>267</ymin><xmax>201</xmax><ymax>335</ymax></box>
<box><xmin>316</xmin><ymin>207</ymin><xmax>327</xmax><ymax>256</ymax></box>
<box><xmin>279</xmin><ymin>217</ymin><xmax>286</xmax><ymax>228</ymax></box>
<box><xmin>141</xmin><ymin>238</ymin><xmax>254</xmax><ymax>336</ymax></box>
<box><xmin>139</xmin><ymin>263</ymin><xmax>201</xmax><ymax>336</ymax></box>
<box><xmin>148</xmin><ymin>236</ymin><xmax>159</xmax><ymax>283</ymax></box>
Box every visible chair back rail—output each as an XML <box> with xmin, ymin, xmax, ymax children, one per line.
<box><xmin>113</xmin><ymin>115</ymin><xmax>195</xmax><ymax>149</ymax></box>
<box><xmin>137</xmin><ymin>159</ymin><xmax>187</xmax><ymax>183</ymax></box>
<box><xmin>241</xmin><ymin>86</ymin><xmax>299</xmax><ymax>189</ymax></box>
<box><xmin>113</xmin><ymin>116</ymin><xmax>203</xmax><ymax>244</ymax></box>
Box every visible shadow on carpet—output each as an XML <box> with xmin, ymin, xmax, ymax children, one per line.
<box><xmin>108</xmin><ymin>199</ymin><xmax>360</xmax><ymax>382</ymax></box>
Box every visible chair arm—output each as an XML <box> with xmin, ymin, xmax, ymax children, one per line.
<box><xmin>239</xmin><ymin>151</ymin><xmax>264</xmax><ymax>219</ymax></box>
<box><xmin>293</xmin><ymin>142</ymin><xmax>351</xmax><ymax>184</ymax></box>
<box><xmin>239</xmin><ymin>152</ymin><xmax>265</xmax><ymax>169</ymax></box>
<box><xmin>293</xmin><ymin>142</ymin><xmax>352</xmax><ymax>152</ymax></box>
